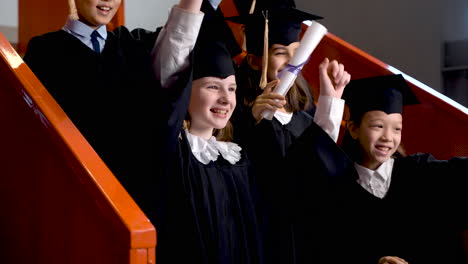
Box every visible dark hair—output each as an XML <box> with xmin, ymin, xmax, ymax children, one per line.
<box><xmin>341</xmin><ymin>119</ymin><xmax>364</xmax><ymax>163</ymax></box>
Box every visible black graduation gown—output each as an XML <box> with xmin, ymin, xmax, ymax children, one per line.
<box><xmin>152</xmin><ymin>62</ymin><xmax>265</xmax><ymax>264</ymax></box>
<box><xmin>23</xmin><ymin>27</ymin><xmax>160</xmax><ymax>203</ymax></box>
<box><xmin>326</xmin><ymin>153</ymin><xmax>468</xmax><ymax>264</ymax></box>
<box><xmin>240</xmin><ymin>110</ymin><xmax>355</xmax><ymax>264</ymax></box>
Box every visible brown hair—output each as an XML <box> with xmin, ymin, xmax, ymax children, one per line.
<box><xmin>242</xmin><ymin>57</ymin><xmax>311</xmax><ymax>113</ymax></box>
<box><xmin>283</xmin><ymin>74</ymin><xmax>311</xmax><ymax>113</ymax></box>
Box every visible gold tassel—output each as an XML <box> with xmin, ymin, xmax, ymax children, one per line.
<box><xmin>249</xmin><ymin>0</ymin><xmax>257</xmax><ymax>14</ymax></box>
<box><xmin>68</xmin><ymin>0</ymin><xmax>79</xmax><ymax>20</ymax></box>
<box><xmin>259</xmin><ymin>11</ymin><xmax>268</xmax><ymax>89</ymax></box>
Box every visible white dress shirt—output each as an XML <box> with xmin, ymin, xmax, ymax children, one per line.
<box><xmin>273</xmin><ymin>95</ymin><xmax>345</xmax><ymax>143</ymax></box>
<box><xmin>62</xmin><ymin>16</ymin><xmax>107</xmax><ymax>53</ymax></box>
<box><xmin>355</xmin><ymin>158</ymin><xmax>395</xmax><ymax>198</ymax></box>
<box><xmin>152</xmin><ymin>5</ymin><xmax>204</xmax><ymax>88</ymax></box>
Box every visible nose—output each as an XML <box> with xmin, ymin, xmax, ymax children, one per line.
<box><xmin>218</xmin><ymin>90</ymin><xmax>229</xmax><ymax>105</ymax></box>
<box><xmin>381</xmin><ymin>128</ymin><xmax>392</xmax><ymax>141</ymax></box>
<box><xmin>218</xmin><ymin>96</ymin><xmax>228</xmax><ymax>105</ymax></box>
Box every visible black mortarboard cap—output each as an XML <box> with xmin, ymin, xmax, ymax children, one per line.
<box><xmin>193</xmin><ymin>16</ymin><xmax>236</xmax><ymax>80</ymax></box>
<box><xmin>200</xmin><ymin>0</ymin><xmax>242</xmax><ymax>58</ymax></box>
<box><xmin>227</xmin><ymin>0</ymin><xmax>322</xmax><ymax>56</ymax></box>
<box><xmin>343</xmin><ymin>74</ymin><xmax>420</xmax><ymax>121</ymax></box>
<box><xmin>233</xmin><ymin>0</ymin><xmax>297</xmax><ymax>16</ymax></box>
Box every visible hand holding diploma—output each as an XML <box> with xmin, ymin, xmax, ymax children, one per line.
<box><xmin>252</xmin><ymin>80</ymin><xmax>286</xmax><ymax>123</ymax></box>
<box><xmin>261</xmin><ymin>21</ymin><xmax>328</xmax><ymax>120</ymax></box>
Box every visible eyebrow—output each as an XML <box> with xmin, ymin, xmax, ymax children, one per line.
<box><xmin>271</xmin><ymin>46</ymin><xmax>287</xmax><ymax>51</ymax></box>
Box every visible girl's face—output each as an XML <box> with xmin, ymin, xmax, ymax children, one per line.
<box><xmin>267</xmin><ymin>42</ymin><xmax>300</xmax><ymax>81</ymax></box>
<box><xmin>75</xmin><ymin>0</ymin><xmax>121</xmax><ymax>29</ymax></box>
<box><xmin>188</xmin><ymin>75</ymin><xmax>237</xmax><ymax>139</ymax></box>
<box><xmin>349</xmin><ymin>110</ymin><xmax>403</xmax><ymax>170</ymax></box>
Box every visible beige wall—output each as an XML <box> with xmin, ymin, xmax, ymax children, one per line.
<box><xmin>4</xmin><ymin>0</ymin><xmax>467</xmax><ymax>93</ymax></box>
<box><xmin>296</xmin><ymin>0</ymin><xmax>444</xmax><ymax>91</ymax></box>
<box><xmin>125</xmin><ymin>0</ymin><xmax>179</xmax><ymax>31</ymax></box>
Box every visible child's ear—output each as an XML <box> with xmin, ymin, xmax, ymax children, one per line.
<box><xmin>347</xmin><ymin>121</ymin><xmax>359</xmax><ymax>140</ymax></box>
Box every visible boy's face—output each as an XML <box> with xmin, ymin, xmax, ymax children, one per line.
<box><xmin>350</xmin><ymin>110</ymin><xmax>402</xmax><ymax>170</ymax></box>
<box><xmin>267</xmin><ymin>42</ymin><xmax>300</xmax><ymax>81</ymax></box>
<box><xmin>75</xmin><ymin>0</ymin><xmax>122</xmax><ymax>29</ymax></box>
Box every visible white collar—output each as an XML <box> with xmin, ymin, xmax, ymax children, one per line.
<box><xmin>63</xmin><ymin>16</ymin><xmax>108</xmax><ymax>40</ymax></box>
<box><xmin>355</xmin><ymin>158</ymin><xmax>395</xmax><ymax>198</ymax></box>
<box><xmin>185</xmin><ymin>130</ymin><xmax>242</xmax><ymax>165</ymax></box>
<box><xmin>274</xmin><ymin>111</ymin><xmax>293</xmax><ymax>125</ymax></box>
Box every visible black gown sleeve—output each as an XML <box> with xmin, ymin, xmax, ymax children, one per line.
<box><xmin>402</xmin><ymin>153</ymin><xmax>468</xmax><ymax>226</ymax></box>
<box><xmin>23</xmin><ymin>34</ymin><xmax>62</xmax><ymax>95</ymax></box>
<box><xmin>157</xmin><ymin>53</ymin><xmax>194</xmax><ymax>158</ymax></box>
<box><xmin>129</xmin><ymin>27</ymin><xmax>162</xmax><ymax>52</ymax></box>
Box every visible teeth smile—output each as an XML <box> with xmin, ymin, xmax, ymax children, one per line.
<box><xmin>98</xmin><ymin>6</ymin><xmax>111</xmax><ymax>11</ymax></box>
<box><xmin>376</xmin><ymin>146</ymin><xmax>390</xmax><ymax>151</ymax></box>
<box><xmin>212</xmin><ymin>109</ymin><xmax>227</xmax><ymax>114</ymax></box>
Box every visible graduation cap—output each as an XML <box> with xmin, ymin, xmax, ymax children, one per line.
<box><xmin>200</xmin><ymin>0</ymin><xmax>242</xmax><ymax>59</ymax></box>
<box><xmin>226</xmin><ymin>2</ymin><xmax>322</xmax><ymax>56</ymax></box>
<box><xmin>226</xmin><ymin>0</ymin><xmax>321</xmax><ymax>88</ymax></box>
<box><xmin>342</xmin><ymin>74</ymin><xmax>420</xmax><ymax>121</ymax></box>
<box><xmin>192</xmin><ymin>16</ymin><xmax>236</xmax><ymax>80</ymax></box>
<box><xmin>233</xmin><ymin>0</ymin><xmax>297</xmax><ymax>18</ymax></box>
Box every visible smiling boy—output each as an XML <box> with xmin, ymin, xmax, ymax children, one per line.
<box><xmin>23</xmin><ymin>0</ymin><xmax>204</xmax><ymax>201</ymax></box>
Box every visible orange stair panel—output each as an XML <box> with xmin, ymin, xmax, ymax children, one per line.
<box><xmin>0</xmin><ymin>32</ymin><xmax>155</xmax><ymax>264</ymax></box>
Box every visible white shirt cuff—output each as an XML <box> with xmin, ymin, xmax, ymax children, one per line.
<box><xmin>313</xmin><ymin>96</ymin><xmax>345</xmax><ymax>142</ymax></box>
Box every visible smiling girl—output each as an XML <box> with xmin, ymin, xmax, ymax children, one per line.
<box><xmin>150</xmin><ymin>16</ymin><xmax>268</xmax><ymax>263</ymax></box>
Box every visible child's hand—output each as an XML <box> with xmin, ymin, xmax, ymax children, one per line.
<box><xmin>251</xmin><ymin>80</ymin><xmax>286</xmax><ymax>122</ymax></box>
<box><xmin>177</xmin><ymin>0</ymin><xmax>203</xmax><ymax>13</ymax></box>
<box><xmin>318</xmin><ymin>57</ymin><xmax>351</xmax><ymax>99</ymax></box>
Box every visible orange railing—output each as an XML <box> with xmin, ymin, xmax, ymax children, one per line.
<box><xmin>0</xmin><ymin>32</ymin><xmax>155</xmax><ymax>264</ymax></box>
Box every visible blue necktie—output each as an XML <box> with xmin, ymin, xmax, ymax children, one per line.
<box><xmin>90</xmin><ymin>31</ymin><xmax>100</xmax><ymax>53</ymax></box>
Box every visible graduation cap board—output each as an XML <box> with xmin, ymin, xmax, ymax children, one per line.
<box><xmin>200</xmin><ymin>0</ymin><xmax>242</xmax><ymax>58</ymax></box>
<box><xmin>234</xmin><ymin>0</ymin><xmax>297</xmax><ymax>14</ymax></box>
<box><xmin>342</xmin><ymin>74</ymin><xmax>420</xmax><ymax>122</ymax></box>
<box><xmin>193</xmin><ymin>16</ymin><xmax>236</xmax><ymax>80</ymax></box>
<box><xmin>226</xmin><ymin>6</ymin><xmax>323</xmax><ymax>57</ymax></box>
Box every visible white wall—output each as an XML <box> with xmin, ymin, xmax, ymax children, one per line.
<box><xmin>296</xmin><ymin>0</ymin><xmax>444</xmax><ymax>91</ymax></box>
<box><xmin>0</xmin><ymin>0</ymin><xmax>18</xmax><ymax>27</ymax></box>
<box><xmin>0</xmin><ymin>0</ymin><xmax>177</xmax><ymax>30</ymax></box>
<box><xmin>0</xmin><ymin>0</ymin><xmax>18</xmax><ymax>43</ymax></box>
<box><xmin>125</xmin><ymin>0</ymin><xmax>179</xmax><ymax>31</ymax></box>
<box><xmin>3</xmin><ymin>0</ymin><xmax>467</xmax><ymax>91</ymax></box>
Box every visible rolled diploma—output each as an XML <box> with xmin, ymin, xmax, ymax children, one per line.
<box><xmin>261</xmin><ymin>21</ymin><xmax>328</xmax><ymax>120</ymax></box>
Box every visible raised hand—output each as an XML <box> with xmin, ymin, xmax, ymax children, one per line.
<box><xmin>251</xmin><ymin>80</ymin><xmax>286</xmax><ymax>122</ymax></box>
<box><xmin>178</xmin><ymin>0</ymin><xmax>203</xmax><ymax>13</ymax></box>
<box><xmin>318</xmin><ymin>57</ymin><xmax>351</xmax><ymax>99</ymax></box>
